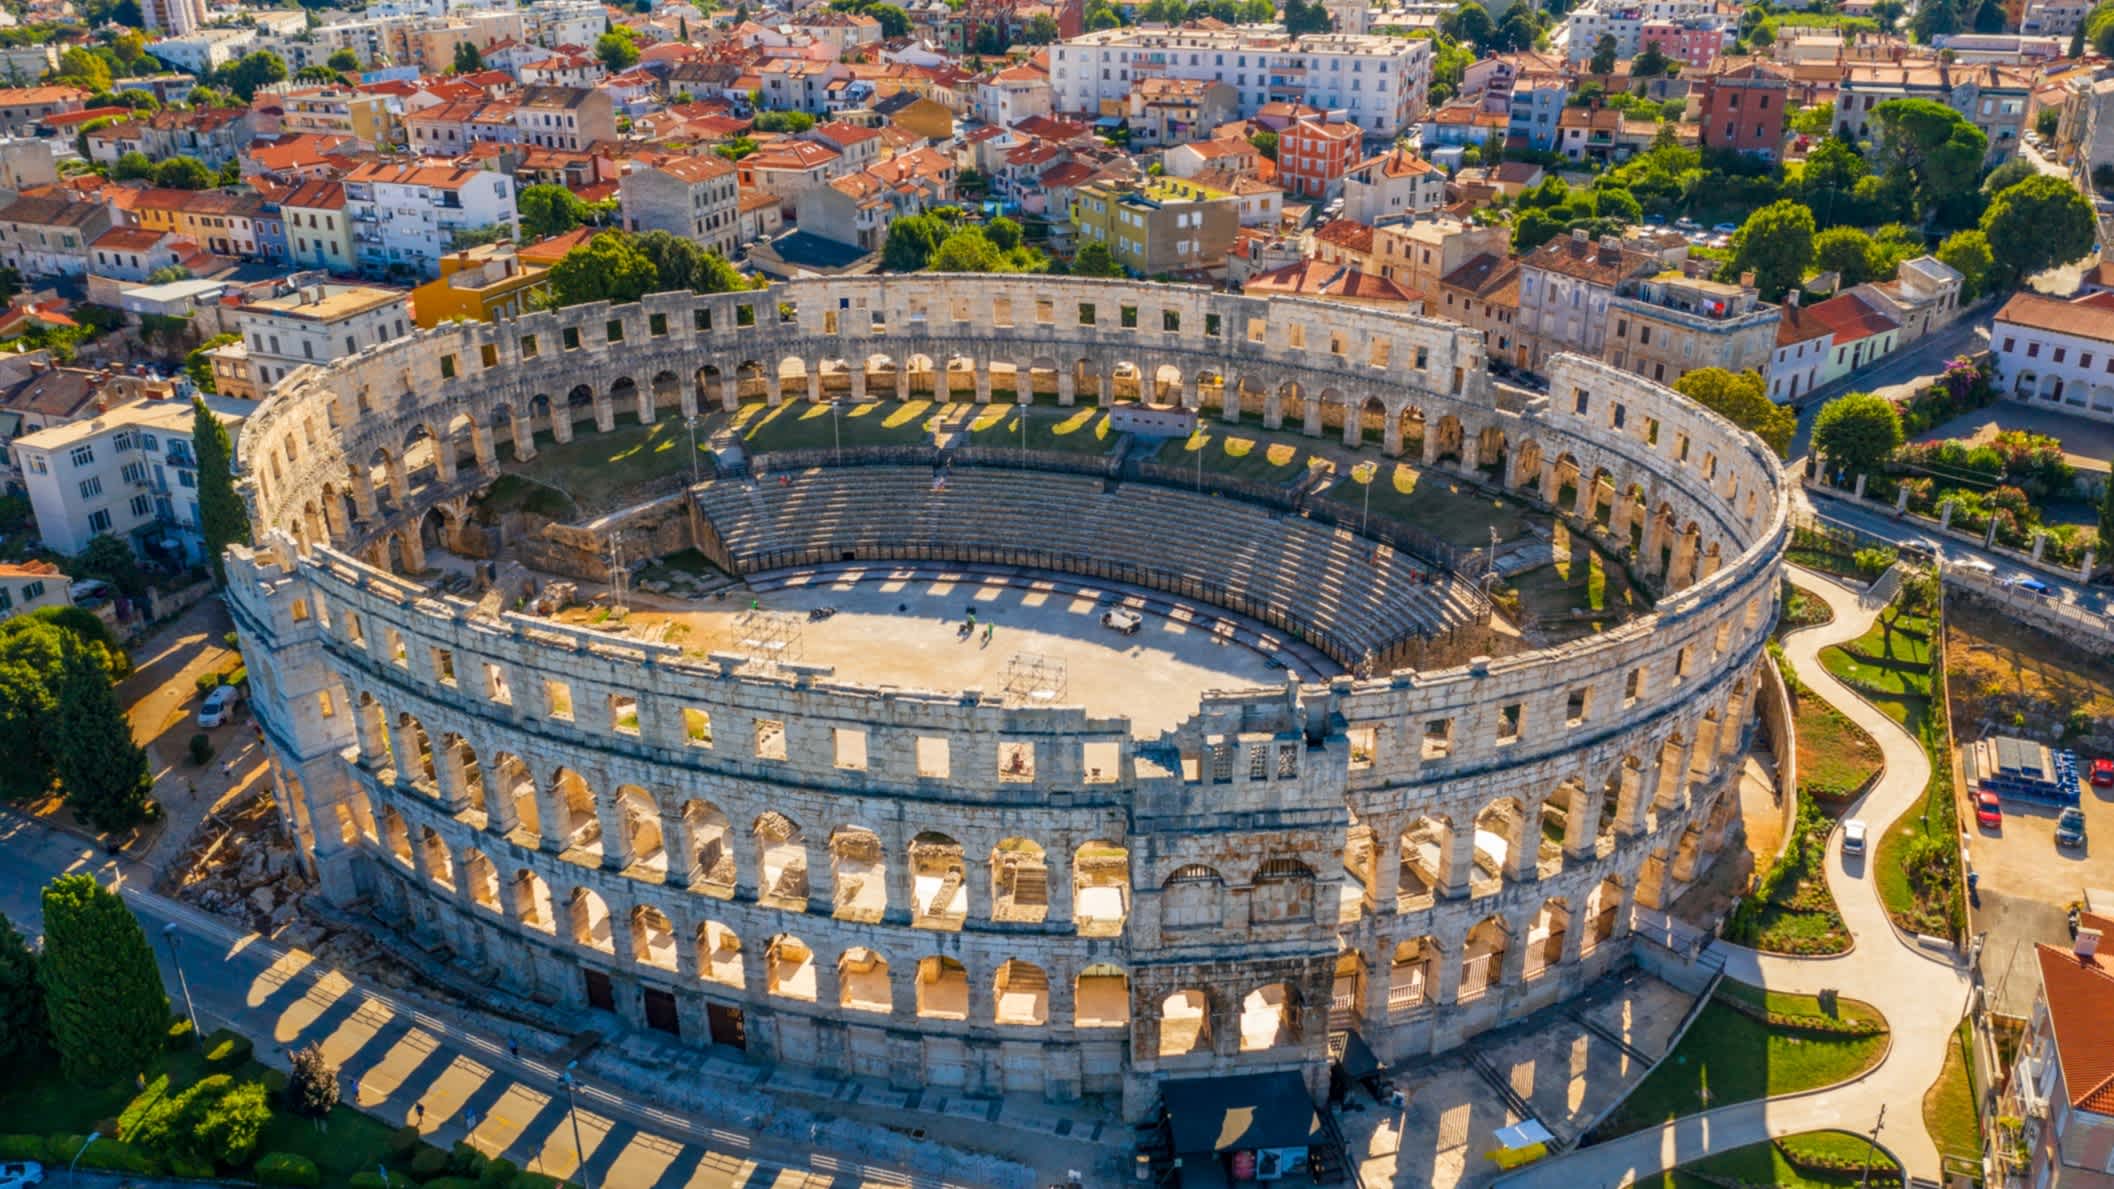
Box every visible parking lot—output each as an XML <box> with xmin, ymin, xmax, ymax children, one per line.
<box><xmin>1965</xmin><ymin>756</ymin><xmax>2114</xmax><ymax>1015</ymax></box>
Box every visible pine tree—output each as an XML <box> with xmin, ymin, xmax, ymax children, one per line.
<box><xmin>193</xmin><ymin>397</ymin><xmax>247</xmax><ymax>585</ymax></box>
<box><xmin>38</xmin><ymin>874</ymin><xmax>168</xmax><ymax>1086</ymax></box>
<box><xmin>52</xmin><ymin>637</ymin><xmax>153</xmax><ymax>832</ymax></box>
<box><xmin>0</xmin><ymin>913</ymin><xmax>47</xmax><ymax>1071</ymax></box>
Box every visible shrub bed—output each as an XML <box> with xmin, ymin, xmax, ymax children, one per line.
<box><xmin>256</xmin><ymin>1152</ymin><xmax>322</xmax><ymax>1187</ymax></box>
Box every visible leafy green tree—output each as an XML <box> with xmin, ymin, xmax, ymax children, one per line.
<box><xmin>1022</xmin><ymin>13</ymin><xmax>1060</xmax><ymax>41</ymax></box>
<box><xmin>1812</xmin><ymin>225</ymin><xmax>1877</xmax><ymax>285</ymax></box>
<box><xmin>327</xmin><ymin>47</ymin><xmax>361</xmax><ymax>72</ymax></box>
<box><xmin>194</xmin><ymin>397</ymin><xmax>246</xmax><ymax>584</ymax></box>
<box><xmin>929</xmin><ymin>227</ymin><xmax>1005</xmax><ymax>271</ymax></box>
<box><xmin>1283</xmin><ymin>0</ymin><xmax>1331</xmax><ymax>33</ymax></box>
<box><xmin>866</xmin><ymin>2</ymin><xmax>911</xmax><ymax>35</ymax></box>
<box><xmin>1673</xmin><ymin>368</ymin><xmax>1794</xmax><ymax>458</ymax></box>
<box><xmin>217</xmin><ymin>50</ymin><xmax>286</xmax><ymax>100</ymax></box>
<box><xmin>0</xmin><ymin>914</ymin><xmax>44</xmax><ymax>1072</ymax></box>
<box><xmin>52</xmin><ymin>636</ymin><xmax>152</xmax><ymax>831</ymax></box>
<box><xmin>1729</xmin><ymin>199</ymin><xmax>1815</xmax><ymax>299</ymax></box>
<box><xmin>1788</xmin><ymin>102</ymin><xmax>1835</xmax><ymax>136</ymax></box>
<box><xmin>111</xmin><ymin>149</ymin><xmax>153</xmax><ymax>181</ymax></box>
<box><xmin>546</xmin><ymin>231</ymin><xmax>659</xmax><ymax>306</ymax></box>
<box><xmin>1979</xmin><ymin>156</ymin><xmax>2037</xmax><ymax>196</ymax></box>
<box><xmin>1935</xmin><ymin>228</ymin><xmax>1992</xmax><ymax>299</ymax></box>
<box><xmin>1873</xmin><ymin>0</ymin><xmax>1906</xmax><ymax>30</ymax></box>
<box><xmin>882</xmin><ymin>212</ymin><xmax>946</xmax><ymax>271</ymax></box>
<box><xmin>596</xmin><ymin>28</ymin><xmax>640</xmax><ymax>72</ymax></box>
<box><xmin>1072</xmin><ymin>240</ymin><xmax>1124</xmax><ymax>277</ymax></box>
<box><xmin>1981</xmin><ymin>174</ymin><xmax>2096</xmax><ymax>287</ymax></box>
<box><xmin>453</xmin><ymin>40</ymin><xmax>483</xmax><ymax>73</ymax></box>
<box><xmin>631</xmin><ymin>230</ymin><xmax>749</xmax><ymax>293</ymax></box>
<box><xmin>68</xmin><ymin>533</ymin><xmax>147</xmax><ymax>597</ymax></box>
<box><xmin>0</xmin><ymin>620</ymin><xmax>62</xmax><ymax>798</ymax></box>
<box><xmin>751</xmin><ymin>110</ymin><xmax>815</xmax><ymax>133</ymax></box>
<box><xmin>1248</xmin><ymin>129</ymin><xmax>1278</xmax><ymax>160</ymax></box>
<box><xmin>516</xmin><ymin>183</ymin><xmax>591</xmax><ymax>240</ymax></box>
<box><xmin>1971</xmin><ymin>0</ymin><xmax>2005</xmax><ymax>31</ymax></box>
<box><xmin>1593</xmin><ymin>185</ymin><xmax>1641</xmax><ymax>222</ymax></box>
<box><xmin>130</xmin><ymin>1073</ymin><xmax>269</xmax><ymax>1169</ymax></box>
<box><xmin>1870</xmin><ymin>98</ymin><xmax>1987</xmax><ymax>226</ymax></box>
<box><xmin>290</xmin><ymin>1043</ymin><xmax>339</xmax><ymax>1117</ymax></box>
<box><xmin>38</xmin><ymin>873</ymin><xmax>167</xmax><ymax>1085</ymax></box>
<box><xmin>151</xmin><ymin>155</ymin><xmax>212</xmax><ymax>190</ymax></box>
<box><xmin>1589</xmin><ymin>33</ymin><xmax>1616</xmax><ymax>73</ymax></box>
<box><xmin>1632</xmin><ymin>41</ymin><xmax>1671</xmax><ymax>78</ymax></box>
<box><xmin>1912</xmin><ymin>0</ymin><xmax>1961</xmax><ymax>40</ymax></box>
<box><xmin>56</xmin><ymin>46</ymin><xmax>112</xmax><ymax>92</ymax></box>
<box><xmin>1812</xmin><ymin>391</ymin><xmax>1905</xmax><ymax>476</ymax></box>
<box><xmin>1444</xmin><ymin>1</ymin><xmax>1494</xmax><ymax>48</ymax></box>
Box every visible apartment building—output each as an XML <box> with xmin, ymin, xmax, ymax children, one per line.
<box><xmin>410</xmin><ymin>244</ymin><xmax>549</xmax><ymax>327</ymax></box>
<box><xmin>620</xmin><ymin>155</ymin><xmax>742</xmax><ymax>258</ymax></box>
<box><xmin>279</xmin><ymin>87</ymin><xmax>399</xmax><ymax>150</ymax></box>
<box><xmin>1069</xmin><ymin>175</ymin><xmax>1240</xmax><ymax>276</ymax></box>
<box><xmin>238</xmin><ymin>281</ymin><xmax>411</xmax><ymax>393</ymax></box>
<box><xmin>515</xmin><ymin>86</ymin><xmax>617</xmax><ymax>152</ymax></box>
<box><xmin>1606</xmin><ymin>271</ymin><xmax>1780</xmax><ymax>383</ymax></box>
<box><xmin>1562</xmin><ymin>0</ymin><xmax>1714</xmax><ymax>62</ymax></box>
<box><xmin>1049</xmin><ymin>29</ymin><xmax>1431</xmax><ymax>138</ymax></box>
<box><xmin>1833</xmin><ymin>60</ymin><xmax>2034</xmax><ymax>161</ymax></box>
<box><xmin>1126</xmin><ymin>77</ymin><xmax>1239</xmax><ymax>147</ymax></box>
<box><xmin>1279</xmin><ymin>117</ymin><xmax>1362</xmax><ymax>200</ymax></box>
<box><xmin>281</xmin><ymin>180</ymin><xmax>356</xmax><ymax>274</ymax></box>
<box><xmin>1992</xmin><ymin>290</ymin><xmax>2114</xmax><ymax>423</ymax></box>
<box><xmin>10</xmin><ymin>395</ymin><xmax>250</xmax><ymax>562</ymax></box>
<box><xmin>1340</xmin><ymin>147</ymin><xmax>1444</xmax><ymax>223</ymax></box>
<box><xmin>1516</xmin><ymin>229</ymin><xmax>1666</xmax><ymax>371</ymax></box>
<box><xmin>0</xmin><ymin>560</ymin><xmax>68</xmax><ymax>623</ymax></box>
<box><xmin>0</xmin><ymin>86</ymin><xmax>87</xmax><ymax>136</ymax></box>
<box><xmin>341</xmin><ymin>160</ymin><xmax>518</xmax><ymax>279</ymax></box>
<box><xmin>1698</xmin><ymin>62</ymin><xmax>1789</xmax><ymax>159</ymax></box>
<box><xmin>0</xmin><ymin>196</ymin><xmax>110</xmax><ymax>278</ymax></box>
<box><xmin>2004</xmin><ymin>931</ymin><xmax>2114</xmax><ymax>1189</ymax></box>
<box><xmin>1767</xmin><ymin>293</ymin><xmax>1835</xmax><ymax>404</ymax></box>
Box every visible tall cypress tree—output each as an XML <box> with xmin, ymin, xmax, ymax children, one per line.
<box><xmin>38</xmin><ymin>874</ymin><xmax>168</xmax><ymax>1085</ymax></box>
<box><xmin>52</xmin><ymin>637</ymin><xmax>153</xmax><ymax>832</ymax></box>
<box><xmin>192</xmin><ymin>397</ymin><xmax>247</xmax><ymax>585</ymax></box>
<box><xmin>0</xmin><ymin>912</ymin><xmax>47</xmax><ymax>1071</ymax></box>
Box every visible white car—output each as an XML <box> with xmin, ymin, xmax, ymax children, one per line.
<box><xmin>1953</xmin><ymin>557</ymin><xmax>1997</xmax><ymax>576</ymax></box>
<box><xmin>1841</xmin><ymin>819</ymin><xmax>1868</xmax><ymax>857</ymax></box>
<box><xmin>198</xmin><ymin>685</ymin><xmax>242</xmax><ymax>728</ymax></box>
<box><xmin>0</xmin><ymin>1161</ymin><xmax>45</xmax><ymax>1189</ymax></box>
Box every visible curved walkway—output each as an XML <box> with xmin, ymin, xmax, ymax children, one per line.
<box><xmin>1501</xmin><ymin>566</ymin><xmax>1971</xmax><ymax>1187</ymax></box>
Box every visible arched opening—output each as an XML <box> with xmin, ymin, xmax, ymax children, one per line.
<box><xmin>1525</xmin><ymin>898</ymin><xmax>1570</xmax><ymax>979</ymax></box>
<box><xmin>396</xmin><ymin>714</ymin><xmax>436</xmax><ymax>788</ymax></box>
<box><xmin>764</xmin><ymin>934</ymin><xmax>816</xmax><ymax>1000</ymax></box>
<box><xmin>1332</xmin><ymin>950</ymin><xmax>1367</xmax><ymax>1029</ymax></box>
<box><xmin>1473</xmin><ymin>797</ymin><xmax>1527</xmax><ymax>888</ymax></box>
<box><xmin>614</xmin><ymin>784</ymin><xmax>663</xmax><ymax>871</ymax></box>
<box><xmin>494</xmin><ymin>753</ymin><xmax>540</xmax><ymax>839</ymax></box>
<box><xmin>1073</xmin><ymin>840</ymin><xmax>1130</xmax><ymax>936</ymax></box>
<box><xmin>754</xmin><ymin>811</ymin><xmax>809</xmax><ymax>911</ymax></box>
<box><xmin>567</xmin><ymin>887</ymin><xmax>614</xmax><ymax>954</ymax></box>
<box><xmin>418</xmin><ymin>826</ymin><xmax>454</xmax><ymax>890</ymax></box>
<box><xmin>1390</xmin><ymin>936</ymin><xmax>1438</xmax><ymax>1013</ymax></box>
<box><xmin>1158</xmin><ymin>989</ymin><xmax>1212</xmax><ymax>1057</ymax></box>
<box><xmin>1249</xmin><ymin>857</ymin><xmax>1317</xmax><ymax>924</ymax></box>
<box><xmin>1238</xmin><ymin>983</ymin><xmax>1300</xmax><ymax>1052</ymax></box>
<box><xmin>461</xmin><ymin>849</ymin><xmax>500</xmax><ymax>910</ymax></box>
<box><xmin>631</xmin><ymin>904</ymin><xmax>677</xmax><ymax>970</ymax></box>
<box><xmin>697</xmin><ymin>921</ymin><xmax>744</xmax><ymax>987</ymax></box>
<box><xmin>1585</xmin><ymin>875</ymin><xmax>1626</xmax><ymax>950</ymax></box>
<box><xmin>993</xmin><ymin>959</ymin><xmax>1050</xmax><ymax>1026</ymax></box>
<box><xmin>908</xmin><ymin>831</ymin><xmax>968</xmax><ymax>929</ymax></box>
<box><xmin>512</xmin><ymin>869</ymin><xmax>554</xmax><ymax>933</ymax></box>
<box><xmin>685</xmin><ymin>799</ymin><xmax>735</xmax><ymax>894</ymax></box>
<box><xmin>1399</xmin><ymin>815</ymin><xmax>1452</xmax><ymax>907</ymax></box>
<box><xmin>381</xmin><ymin>806</ymin><xmax>413</xmax><ymax>866</ymax></box>
<box><xmin>1076</xmin><ymin>964</ymin><xmax>1129</xmax><ymax>1029</ymax></box>
<box><xmin>1161</xmin><ymin>864</ymin><xmax>1224</xmax><ymax>932</ymax></box>
<box><xmin>1460</xmin><ymin>916</ymin><xmax>1509</xmax><ymax>1001</ymax></box>
<box><xmin>990</xmin><ymin>837</ymin><xmax>1049</xmax><ymax>923</ymax></box>
<box><xmin>915</xmin><ymin>956</ymin><xmax>969</xmax><ymax>1019</ymax></box>
<box><xmin>839</xmin><ymin>947</ymin><xmax>890</xmax><ymax>1013</ymax></box>
<box><xmin>829</xmin><ymin>826</ymin><xmax>887</xmax><ymax>922</ymax></box>
<box><xmin>552</xmin><ymin>767</ymin><xmax>600</xmax><ymax>856</ymax></box>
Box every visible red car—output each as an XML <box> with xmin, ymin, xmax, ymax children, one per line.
<box><xmin>2091</xmin><ymin>758</ymin><xmax>2114</xmax><ymax>788</ymax></box>
<box><xmin>1975</xmin><ymin>790</ymin><xmax>2003</xmax><ymax>830</ymax></box>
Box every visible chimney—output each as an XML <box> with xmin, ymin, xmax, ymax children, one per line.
<box><xmin>1600</xmin><ymin>234</ymin><xmax>1621</xmax><ymax>250</ymax></box>
<box><xmin>2079</xmin><ymin>926</ymin><xmax>2102</xmax><ymax>960</ymax></box>
<box><xmin>1571</xmin><ymin>227</ymin><xmax>1589</xmax><ymax>245</ymax></box>
<box><xmin>1739</xmin><ymin>270</ymin><xmax>1756</xmax><ymax>288</ymax></box>
<box><xmin>1785</xmin><ymin>287</ymin><xmax>1800</xmax><ymax>307</ymax></box>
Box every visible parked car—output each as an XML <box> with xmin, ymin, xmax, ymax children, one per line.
<box><xmin>1674</xmin><ymin>216</ymin><xmax>1701</xmax><ymax>230</ymax></box>
<box><xmin>198</xmin><ymin>684</ymin><xmax>243</xmax><ymax>728</ymax></box>
<box><xmin>1898</xmin><ymin>538</ymin><xmax>1939</xmax><ymax>564</ymax></box>
<box><xmin>1100</xmin><ymin>608</ymin><xmax>1142</xmax><ymax>636</ymax></box>
<box><xmin>0</xmin><ymin>1162</ymin><xmax>44</xmax><ymax>1189</ymax></box>
<box><xmin>2091</xmin><ymin>758</ymin><xmax>2114</xmax><ymax>787</ymax></box>
<box><xmin>1975</xmin><ymin>790</ymin><xmax>2003</xmax><ymax>830</ymax></box>
<box><xmin>1712</xmin><ymin>221</ymin><xmax>1740</xmax><ymax>234</ymax></box>
<box><xmin>2058</xmin><ymin>807</ymin><xmax>2088</xmax><ymax>848</ymax></box>
<box><xmin>2006</xmin><ymin>576</ymin><xmax>2055</xmax><ymax>599</ymax></box>
<box><xmin>1954</xmin><ymin>557</ymin><xmax>1997</xmax><ymax>575</ymax></box>
<box><xmin>1842</xmin><ymin>818</ymin><xmax>1868</xmax><ymax>856</ymax></box>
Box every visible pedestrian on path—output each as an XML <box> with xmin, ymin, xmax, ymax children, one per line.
<box><xmin>508</xmin><ymin>1038</ymin><xmax>520</xmax><ymax>1059</ymax></box>
<box><xmin>416</xmin><ymin>1102</ymin><xmax>426</xmax><ymax>1126</ymax></box>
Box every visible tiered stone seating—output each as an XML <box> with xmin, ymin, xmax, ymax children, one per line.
<box><xmin>696</xmin><ymin>466</ymin><xmax>1484</xmax><ymax>662</ymax></box>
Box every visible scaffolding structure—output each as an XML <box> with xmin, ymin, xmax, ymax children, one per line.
<box><xmin>1001</xmin><ymin>651</ymin><xmax>1068</xmax><ymax>705</ymax></box>
<box><xmin>732</xmin><ymin>609</ymin><xmax>805</xmax><ymax>672</ymax></box>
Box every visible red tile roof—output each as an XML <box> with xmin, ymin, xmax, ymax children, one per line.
<box><xmin>1997</xmin><ymin>291</ymin><xmax>2114</xmax><ymax>342</ymax></box>
<box><xmin>2038</xmin><ymin>938</ymin><xmax>2114</xmax><ymax>1112</ymax></box>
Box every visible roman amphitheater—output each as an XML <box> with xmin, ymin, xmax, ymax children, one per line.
<box><xmin>223</xmin><ymin>276</ymin><xmax>1787</xmax><ymax>1126</ymax></box>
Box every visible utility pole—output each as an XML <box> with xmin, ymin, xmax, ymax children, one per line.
<box><xmin>1860</xmin><ymin>1104</ymin><xmax>1887</xmax><ymax>1189</ymax></box>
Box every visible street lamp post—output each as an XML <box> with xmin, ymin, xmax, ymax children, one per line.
<box><xmin>562</xmin><ymin>1062</ymin><xmax>595</xmax><ymax>1189</ymax></box>
<box><xmin>1355</xmin><ymin>461</ymin><xmax>1376</xmax><ymax>534</ymax></box>
<box><xmin>161</xmin><ymin>923</ymin><xmax>201</xmax><ymax>1049</ymax></box>
<box><xmin>69</xmin><ymin>1131</ymin><xmax>100</xmax><ymax>1181</ymax></box>
<box><xmin>685</xmin><ymin>415</ymin><xmax>701</xmax><ymax>490</ymax></box>
<box><xmin>831</xmin><ymin>399</ymin><xmax>841</xmax><ymax>464</ymax></box>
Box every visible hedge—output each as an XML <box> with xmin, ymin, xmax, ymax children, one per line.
<box><xmin>166</xmin><ymin>1016</ymin><xmax>196</xmax><ymax>1049</ymax></box>
<box><xmin>476</xmin><ymin>1157</ymin><xmax>519</xmax><ymax>1189</ymax></box>
<box><xmin>53</xmin><ymin>1134</ymin><xmax>158</xmax><ymax>1174</ymax></box>
<box><xmin>203</xmin><ymin>1028</ymin><xmax>253</xmax><ymax>1067</ymax></box>
<box><xmin>1774</xmin><ymin>1138</ymin><xmax>1901</xmax><ymax>1184</ymax></box>
<box><xmin>0</xmin><ymin>1136</ymin><xmax>42</xmax><ymax>1161</ymax></box>
<box><xmin>1713</xmin><ymin>992</ymin><xmax>1886</xmax><ymax>1037</ymax></box>
<box><xmin>410</xmin><ymin>1146</ymin><xmax>452</xmax><ymax>1178</ymax></box>
<box><xmin>256</xmin><ymin>1152</ymin><xmax>322</xmax><ymax>1187</ymax></box>
<box><xmin>349</xmin><ymin>1172</ymin><xmax>417</xmax><ymax>1189</ymax></box>
<box><xmin>422</xmin><ymin>1178</ymin><xmax>480</xmax><ymax>1189</ymax></box>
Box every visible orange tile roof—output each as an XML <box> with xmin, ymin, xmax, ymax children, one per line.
<box><xmin>1245</xmin><ymin>259</ymin><xmax>1419</xmax><ymax>304</ymax></box>
<box><xmin>1996</xmin><ymin>291</ymin><xmax>2114</xmax><ymax>343</ymax></box>
<box><xmin>2038</xmin><ymin>940</ymin><xmax>2114</xmax><ymax>1112</ymax></box>
<box><xmin>1799</xmin><ymin>292</ymin><xmax>1901</xmax><ymax>343</ymax></box>
<box><xmin>0</xmin><ymin>560</ymin><xmax>61</xmax><ymax>579</ymax></box>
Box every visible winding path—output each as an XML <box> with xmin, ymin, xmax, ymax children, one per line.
<box><xmin>1499</xmin><ymin>566</ymin><xmax>1972</xmax><ymax>1187</ymax></box>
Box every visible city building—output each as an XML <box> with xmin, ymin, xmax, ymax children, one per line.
<box><xmin>1766</xmin><ymin>293</ymin><xmax>1834</xmax><ymax>404</ymax></box>
<box><xmin>1606</xmin><ymin>271</ymin><xmax>1780</xmax><ymax>383</ymax></box>
<box><xmin>737</xmin><ymin>140</ymin><xmax>846</xmax><ymax>216</ymax></box>
<box><xmin>1069</xmin><ymin>175</ymin><xmax>1240</xmax><ymax>276</ymax></box>
<box><xmin>1849</xmin><ymin>256</ymin><xmax>1963</xmax><ymax>345</ymax></box>
<box><xmin>0</xmin><ymin>196</ymin><xmax>112</xmax><ymax>279</ymax></box>
<box><xmin>1125</xmin><ymin>78</ymin><xmax>1240</xmax><ymax>147</ymax></box>
<box><xmin>341</xmin><ymin>160</ymin><xmax>519</xmax><ymax>280</ymax></box>
<box><xmin>2007</xmin><ymin>930</ymin><xmax>2114</xmax><ymax>1189</ymax></box>
<box><xmin>11</xmin><ymin>394</ymin><xmax>251</xmax><ymax>562</ymax></box>
<box><xmin>1804</xmin><ymin>291</ymin><xmax>1903</xmax><ymax>387</ymax></box>
<box><xmin>1991</xmin><ymin>290</ymin><xmax>2114</xmax><ymax>423</ymax></box>
<box><xmin>620</xmin><ymin>155</ymin><xmax>742</xmax><ymax>258</ymax></box>
<box><xmin>1339</xmin><ymin>147</ymin><xmax>1444</xmax><ymax>223</ymax></box>
<box><xmin>1241</xmin><ymin>258</ymin><xmax>1423</xmax><ymax>309</ymax></box>
<box><xmin>1278</xmin><ymin>117</ymin><xmax>1362</xmax><ymax>200</ymax></box>
<box><xmin>1698</xmin><ymin>62</ymin><xmax>1788</xmax><ymax>159</ymax></box>
<box><xmin>281</xmin><ymin>180</ymin><xmax>357</xmax><ymax>275</ymax></box>
<box><xmin>279</xmin><ymin>87</ymin><xmax>400</xmax><ymax>150</ymax></box>
<box><xmin>515</xmin><ymin>86</ymin><xmax>617</xmax><ymax>152</ymax></box>
<box><xmin>237</xmin><ymin>282</ymin><xmax>412</xmax><ymax>392</ymax></box>
<box><xmin>0</xmin><ymin>86</ymin><xmax>86</xmax><ymax>136</ymax></box>
<box><xmin>1516</xmin><ymin>229</ymin><xmax>1665</xmax><ymax>371</ymax></box>
<box><xmin>1833</xmin><ymin>61</ymin><xmax>2034</xmax><ymax>161</ymax></box>
<box><xmin>1049</xmin><ymin>29</ymin><xmax>1432</xmax><ymax>138</ymax></box>
<box><xmin>409</xmin><ymin>244</ymin><xmax>550</xmax><ymax>328</ymax></box>
<box><xmin>0</xmin><ymin>559</ymin><xmax>67</xmax><ymax>622</ymax></box>
<box><xmin>1437</xmin><ymin>252</ymin><xmax>1524</xmax><ymax>368</ymax></box>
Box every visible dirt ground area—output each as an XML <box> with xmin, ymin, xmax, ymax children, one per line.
<box><xmin>1947</xmin><ymin>598</ymin><xmax>2114</xmax><ymax>1016</ymax></box>
<box><xmin>1345</xmin><ymin>973</ymin><xmax>1696</xmax><ymax>1189</ymax></box>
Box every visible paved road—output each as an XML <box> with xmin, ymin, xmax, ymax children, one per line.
<box><xmin>0</xmin><ymin>808</ymin><xmax>940</xmax><ymax>1189</ymax></box>
<box><xmin>1499</xmin><ymin>568</ymin><xmax>1973</xmax><ymax>1187</ymax></box>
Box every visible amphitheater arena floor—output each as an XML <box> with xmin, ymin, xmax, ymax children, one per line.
<box><xmin>552</xmin><ymin>563</ymin><xmax>1342</xmax><ymax>736</ymax></box>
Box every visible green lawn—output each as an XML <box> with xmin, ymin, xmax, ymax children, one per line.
<box><xmin>1324</xmin><ymin>463</ymin><xmax>1531</xmax><ymax>547</ymax></box>
<box><xmin>498</xmin><ymin>415</ymin><xmax>713</xmax><ymax>514</ymax></box>
<box><xmin>1796</xmin><ymin>698</ymin><xmax>1884</xmax><ymax>800</ymax></box>
<box><xmin>732</xmin><ymin>398</ymin><xmax>948</xmax><ymax>453</ymax></box>
<box><xmin>1777</xmin><ymin>582</ymin><xmax>1836</xmax><ymax>638</ymax></box>
<box><xmin>1158</xmin><ymin>424</ymin><xmax>1329</xmax><ymax>486</ymax></box>
<box><xmin>1641</xmin><ymin>1130</ymin><xmax>1900</xmax><ymax>1189</ymax></box>
<box><xmin>1592</xmin><ymin>981</ymin><xmax>1888</xmax><ymax>1140</ymax></box>
<box><xmin>952</xmin><ymin>403</ymin><xmax>1119</xmax><ymax>454</ymax></box>
<box><xmin>1788</xmin><ymin>547</ymin><xmax>1883</xmax><ymax>583</ymax></box>
<box><xmin>1924</xmin><ymin>1016</ymin><xmax>1982</xmax><ymax>1165</ymax></box>
<box><xmin>1819</xmin><ymin>612</ymin><xmax>1936</xmax><ymax>723</ymax></box>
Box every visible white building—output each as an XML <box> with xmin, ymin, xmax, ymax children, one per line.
<box><xmin>146</xmin><ymin>28</ymin><xmax>257</xmax><ymax>76</ymax></box>
<box><xmin>1765</xmin><ymin>293</ymin><xmax>1833</xmax><ymax>404</ymax></box>
<box><xmin>341</xmin><ymin>160</ymin><xmax>518</xmax><ymax>280</ymax></box>
<box><xmin>1562</xmin><ymin>0</ymin><xmax>1713</xmax><ymax>62</ymax></box>
<box><xmin>619</xmin><ymin>155</ymin><xmax>742</xmax><ymax>258</ymax></box>
<box><xmin>1991</xmin><ymin>291</ymin><xmax>2114</xmax><ymax>423</ymax></box>
<box><xmin>1049</xmin><ymin>29</ymin><xmax>1432</xmax><ymax>138</ymax></box>
<box><xmin>1340</xmin><ymin>146</ymin><xmax>1444</xmax><ymax>224</ymax></box>
<box><xmin>0</xmin><ymin>559</ymin><xmax>67</xmax><ymax>622</ymax></box>
<box><xmin>9</xmin><ymin>395</ymin><xmax>251</xmax><ymax>563</ymax></box>
<box><xmin>2021</xmin><ymin>0</ymin><xmax>2091</xmax><ymax>36</ymax></box>
<box><xmin>141</xmin><ymin>0</ymin><xmax>205</xmax><ymax>37</ymax></box>
<box><xmin>237</xmin><ymin>283</ymin><xmax>412</xmax><ymax>394</ymax></box>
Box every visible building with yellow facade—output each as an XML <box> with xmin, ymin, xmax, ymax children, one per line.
<box><xmin>409</xmin><ymin>243</ymin><xmax>549</xmax><ymax>327</ymax></box>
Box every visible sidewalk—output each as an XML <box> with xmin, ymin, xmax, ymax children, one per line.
<box><xmin>0</xmin><ymin>805</ymin><xmax>1041</xmax><ymax>1189</ymax></box>
<box><xmin>1497</xmin><ymin>567</ymin><xmax>1972</xmax><ymax>1187</ymax></box>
